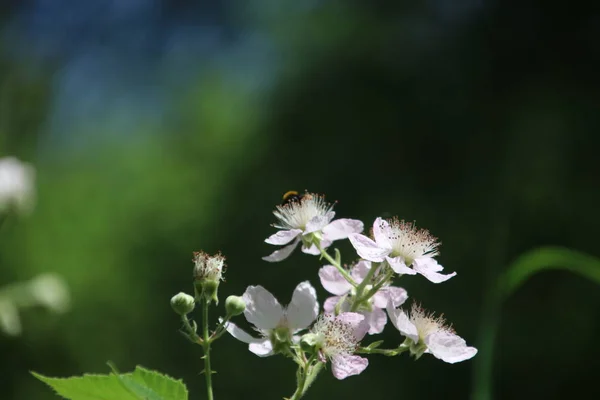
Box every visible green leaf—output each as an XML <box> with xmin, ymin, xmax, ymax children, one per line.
<box><xmin>499</xmin><ymin>246</ymin><xmax>600</xmax><ymax>299</ymax></box>
<box><xmin>32</xmin><ymin>366</ymin><xmax>188</xmax><ymax>400</ymax></box>
<box><xmin>32</xmin><ymin>372</ymin><xmax>140</xmax><ymax>400</ymax></box>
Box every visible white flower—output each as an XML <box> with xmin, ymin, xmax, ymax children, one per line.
<box><xmin>310</xmin><ymin>312</ymin><xmax>369</xmax><ymax>379</ymax></box>
<box><xmin>224</xmin><ymin>281</ymin><xmax>319</xmax><ymax>356</ymax></box>
<box><xmin>29</xmin><ymin>273</ymin><xmax>70</xmax><ymax>314</ymax></box>
<box><xmin>263</xmin><ymin>192</ymin><xmax>363</xmax><ymax>262</ymax></box>
<box><xmin>319</xmin><ymin>261</ymin><xmax>408</xmax><ymax>334</ymax></box>
<box><xmin>387</xmin><ymin>302</ymin><xmax>477</xmax><ymax>363</ymax></box>
<box><xmin>193</xmin><ymin>251</ymin><xmax>225</xmax><ymax>282</ymax></box>
<box><xmin>0</xmin><ymin>157</ymin><xmax>35</xmax><ymax>215</ymax></box>
<box><xmin>348</xmin><ymin>217</ymin><xmax>456</xmax><ymax>283</ymax></box>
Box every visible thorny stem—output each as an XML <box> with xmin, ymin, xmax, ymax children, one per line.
<box><xmin>288</xmin><ymin>354</ymin><xmax>322</xmax><ymax>400</ymax></box>
<box><xmin>317</xmin><ymin>243</ymin><xmax>358</xmax><ymax>287</ymax></box>
<box><xmin>181</xmin><ymin>315</ymin><xmax>200</xmax><ymax>343</ymax></box>
<box><xmin>201</xmin><ymin>299</ymin><xmax>214</xmax><ymax>400</ymax></box>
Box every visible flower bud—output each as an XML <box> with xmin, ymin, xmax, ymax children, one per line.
<box><xmin>170</xmin><ymin>292</ymin><xmax>195</xmax><ymax>315</ymax></box>
<box><xmin>225</xmin><ymin>295</ymin><xmax>246</xmax><ymax>317</ymax></box>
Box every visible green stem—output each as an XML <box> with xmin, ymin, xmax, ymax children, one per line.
<box><xmin>357</xmin><ymin>344</ymin><xmax>409</xmax><ymax>356</ymax></box>
<box><xmin>350</xmin><ymin>262</ymin><xmax>379</xmax><ymax>311</ymax></box>
<box><xmin>317</xmin><ymin>244</ymin><xmax>357</xmax><ymax>287</ymax></box>
<box><xmin>288</xmin><ymin>355</ymin><xmax>322</xmax><ymax>400</ymax></box>
<box><xmin>181</xmin><ymin>315</ymin><xmax>200</xmax><ymax>343</ymax></box>
<box><xmin>202</xmin><ymin>300</ymin><xmax>214</xmax><ymax>400</ymax></box>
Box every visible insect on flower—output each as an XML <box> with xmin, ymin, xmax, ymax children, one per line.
<box><xmin>281</xmin><ymin>190</ymin><xmax>305</xmax><ymax>205</ymax></box>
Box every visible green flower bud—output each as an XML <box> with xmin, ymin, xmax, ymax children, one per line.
<box><xmin>195</xmin><ymin>280</ymin><xmax>219</xmax><ymax>305</ymax></box>
<box><xmin>225</xmin><ymin>295</ymin><xmax>246</xmax><ymax>317</ymax></box>
<box><xmin>170</xmin><ymin>292</ymin><xmax>195</xmax><ymax>315</ymax></box>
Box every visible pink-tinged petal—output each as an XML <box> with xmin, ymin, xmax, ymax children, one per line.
<box><xmin>350</xmin><ymin>260</ymin><xmax>372</xmax><ymax>283</ymax></box>
<box><xmin>301</xmin><ymin>238</ymin><xmax>333</xmax><ymax>255</ymax></box>
<box><xmin>319</xmin><ymin>265</ymin><xmax>352</xmax><ymax>295</ymax></box>
<box><xmin>348</xmin><ymin>233</ymin><xmax>390</xmax><ymax>262</ymax></box>
<box><xmin>372</xmin><ymin>286</ymin><xmax>408</xmax><ymax>309</ymax></box>
<box><xmin>425</xmin><ymin>331</ymin><xmax>478</xmax><ymax>363</ymax></box>
<box><xmin>386</xmin><ymin>303</ymin><xmax>419</xmax><ymax>343</ymax></box>
<box><xmin>338</xmin><ymin>312</ymin><xmax>369</xmax><ymax>341</ymax></box>
<box><xmin>386</xmin><ymin>256</ymin><xmax>417</xmax><ymax>275</ymax></box>
<box><xmin>287</xmin><ymin>281</ymin><xmax>319</xmax><ymax>331</ymax></box>
<box><xmin>372</xmin><ymin>217</ymin><xmax>393</xmax><ymax>249</ymax></box>
<box><xmin>243</xmin><ymin>285</ymin><xmax>284</xmax><ymax>330</ymax></box>
<box><xmin>324</xmin><ymin>296</ymin><xmax>350</xmax><ymax>314</ymax></box>
<box><xmin>323</xmin><ymin>296</ymin><xmax>340</xmax><ymax>313</ymax></box>
<box><xmin>248</xmin><ymin>339</ymin><xmax>274</xmax><ymax>357</ymax></box>
<box><xmin>223</xmin><ymin>320</ymin><xmax>261</xmax><ymax>343</ymax></box>
<box><xmin>331</xmin><ymin>355</ymin><xmax>368</xmax><ymax>380</ymax></box>
<box><xmin>305</xmin><ymin>212</ymin><xmax>334</xmax><ymax>233</ymax></box>
<box><xmin>412</xmin><ymin>258</ymin><xmax>456</xmax><ymax>283</ymax></box>
<box><xmin>265</xmin><ymin>229</ymin><xmax>302</xmax><ymax>245</ymax></box>
<box><xmin>363</xmin><ymin>308</ymin><xmax>387</xmax><ymax>335</ymax></box>
<box><xmin>262</xmin><ymin>239</ymin><xmax>300</xmax><ymax>262</ymax></box>
<box><xmin>322</xmin><ymin>218</ymin><xmax>364</xmax><ymax>241</ymax></box>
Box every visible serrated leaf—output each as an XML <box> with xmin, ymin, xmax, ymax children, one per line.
<box><xmin>32</xmin><ymin>371</ymin><xmax>140</xmax><ymax>400</ymax></box>
<box><xmin>32</xmin><ymin>366</ymin><xmax>188</xmax><ymax>400</ymax></box>
<box><xmin>130</xmin><ymin>367</ymin><xmax>188</xmax><ymax>400</ymax></box>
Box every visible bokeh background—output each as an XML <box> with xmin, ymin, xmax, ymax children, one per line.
<box><xmin>1</xmin><ymin>0</ymin><xmax>599</xmax><ymax>399</ymax></box>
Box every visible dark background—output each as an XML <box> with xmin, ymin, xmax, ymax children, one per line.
<box><xmin>1</xmin><ymin>0</ymin><xmax>599</xmax><ymax>399</ymax></box>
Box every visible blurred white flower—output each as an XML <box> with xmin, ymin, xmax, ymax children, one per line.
<box><xmin>387</xmin><ymin>302</ymin><xmax>477</xmax><ymax>363</ymax></box>
<box><xmin>0</xmin><ymin>299</ymin><xmax>21</xmax><ymax>336</ymax></box>
<box><xmin>224</xmin><ymin>281</ymin><xmax>319</xmax><ymax>356</ymax></box>
<box><xmin>29</xmin><ymin>273</ymin><xmax>71</xmax><ymax>314</ymax></box>
<box><xmin>0</xmin><ymin>157</ymin><xmax>35</xmax><ymax>215</ymax></box>
<box><xmin>263</xmin><ymin>192</ymin><xmax>363</xmax><ymax>262</ymax></box>
<box><xmin>349</xmin><ymin>217</ymin><xmax>456</xmax><ymax>283</ymax></box>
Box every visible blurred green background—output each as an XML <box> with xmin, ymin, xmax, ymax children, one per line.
<box><xmin>1</xmin><ymin>1</ymin><xmax>599</xmax><ymax>399</ymax></box>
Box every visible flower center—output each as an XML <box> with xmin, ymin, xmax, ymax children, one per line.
<box><xmin>272</xmin><ymin>193</ymin><xmax>333</xmax><ymax>230</ymax></box>
<box><xmin>386</xmin><ymin>218</ymin><xmax>440</xmax><ymax>264</ymax></box>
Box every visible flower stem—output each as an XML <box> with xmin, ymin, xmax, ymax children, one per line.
<box><xmin>201</xmin><ymin>299</ymin><xmax>214</xmax><ymax>400</ymax></box>
<box><xmin>288</xmin><ymin>355</ymin><xmax>322</xmax><ymax>400</ymax></box>
<box><xmin>317</xmin><ymin>244</ymin><xmax>357</xmax><ymax>287</ymax></box>
<box><xmin>357</xmin><ymin>344</ymin><xmax>409</xmax><ymax>356</ymax></box>
<box><xmin>350</xmin><ymin>263</ymin><xmax>380</xmax><ymax>312</ymax></box>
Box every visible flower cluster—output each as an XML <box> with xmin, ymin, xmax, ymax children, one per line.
<box><xmin>171</xmin><ymin>191</ymin><xmax>477</xmax><ymax>400</ymax></box>
<box><xmin>226</xmin><ymin>191</ymin><xmax>476</xmax><ymax>380</ymax></box>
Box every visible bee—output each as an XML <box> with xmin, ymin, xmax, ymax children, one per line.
<box><xmin>281</xmin><ymin>190</ymin><xmax>305</xmax><ymax>205</ymax></box>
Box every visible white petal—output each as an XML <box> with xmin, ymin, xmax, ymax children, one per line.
<box><xmin>223</xmin><ymin>320</ymin><xmax>261</xmax><ymax>344</ymax></box>
<box><xmin>338</xmin><ymin>312</ymin><xmax>368</xmax><ymax>341</ymax></box>
<box><xmin>243</xmin><ymin>285</ymin><xmax>284</xmax><ymax>330</ymax></box>
<box><xmin>350</xmin><ymin>260</ymin><xmax>372</xmax><ymax>283</ymax></box>
<box><xmin>425</xmin><ymin>331</ymin><xmax>478</xmax><ymax>363</ymax></box>
<box><xmin>287</xmin><ymin>281</ymin><xmax>319</xmax><ymax>331</ymax></box>
<box><xmin>372</xmin><ymin>286</ymin><xmax>408</xmax><ymax>309</ymax></box>
<box><xmin>305</xmin><ymin>212</ymin><xmax>334</xmax><ymax>233</ymax></box>
<box><xmin>262</xmin><ymin>239</ymin><xmax>300</xmax><ymax>262</ymax></box>
<box><xmin>372</xmin><ymin>217</ymin><xmax>393</xmax><ymax>249</ymax></box>
<box><xmin>413</xmin><ymin>258</ymin><xmax>456</xmax><ymax>283</ymax></box>
<box><xmin>348</xmin><ymin>233</ymin><xmax>390</xmax><ymax>262</ymax></box>
<box><xmin>331</xmin><ymin>355</ymin><xmax>368</xmax><ymax>380</ymax></box>
<box><xmin>386</xmin><ymin>256</ymin><xmax>417</xmax><ymax>275</ymax></box>
<box><xmin>363</xmin><ymin>308</ymin><xmax>387</xmax><ymax>335</ymax></box>
<box><xmin>249</xmin><ymin>339</ymin><xmax>275</xmax><ymax>357</ymax></box>
<box><xmin>265</xmin><ymin>229</ymin><xmax>302</xmax><ymax>245</ymax></box>
<box><xmin>319</xmin><ymin>265</ymin><xmax>352</xmax><ymax>295</ymax></box>
<box><xmin>322</xmin><ymin>218</ymin><xmax>364</xmax><ymax>241</ymax></box>
<box><xmin>386</xmin><ymin>303</ymin><xmax>419</xmax><ymax>343</ymax></box>
<box><xmin>301</xmin><ymin>239</ymin><xmax>332</xmax><ymax>255</ymax></box>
